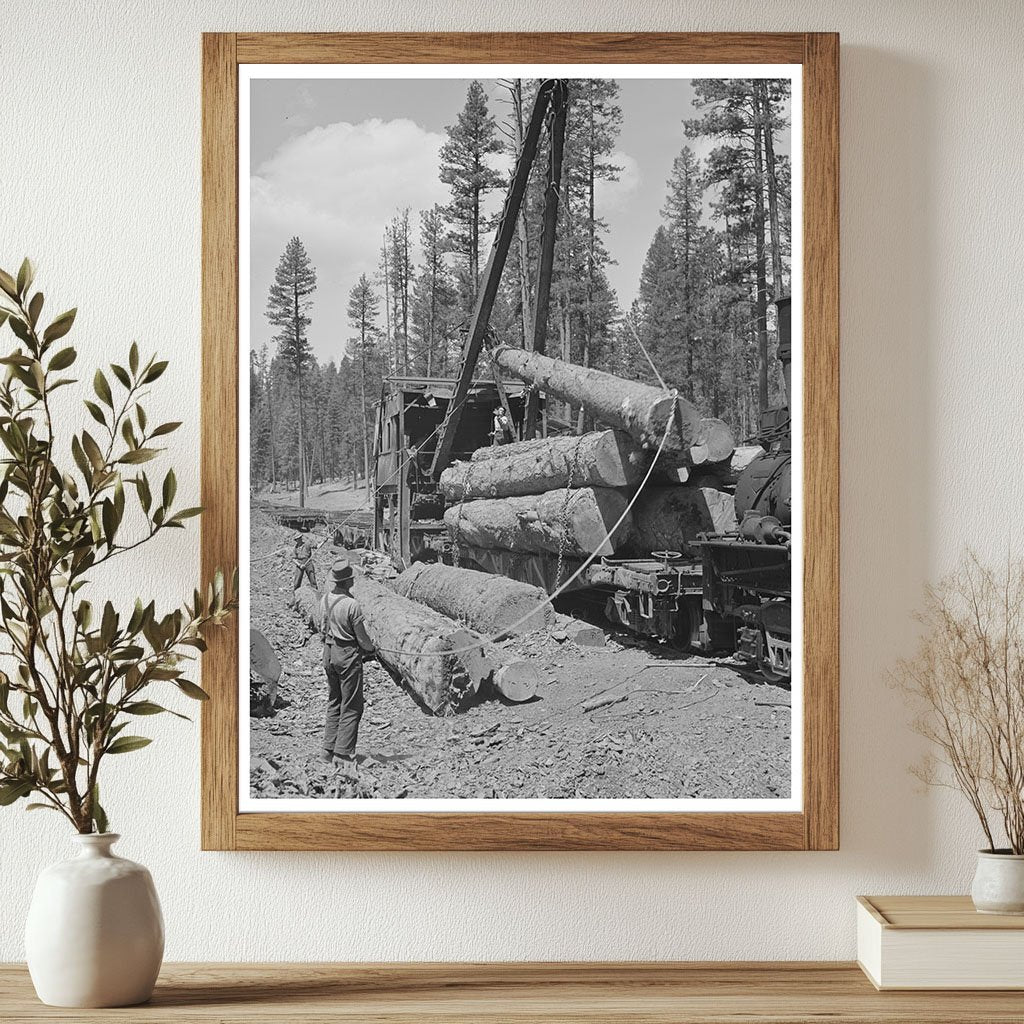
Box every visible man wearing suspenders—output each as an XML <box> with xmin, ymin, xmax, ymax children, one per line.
<box><xmin>318</xmin><ymin>559</ymin><xmax>375</xmax><ymax>775</ymax></box>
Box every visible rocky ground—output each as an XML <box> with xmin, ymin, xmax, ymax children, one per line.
<box><xmin>248</xmin><ymin>511</ymin><xmax>791</xmax><ymax>802</ymax></box>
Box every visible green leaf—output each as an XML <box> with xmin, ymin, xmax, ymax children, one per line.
<box><xmin>136</xmin><ymin>473</ymin><xmax>152</xmax><ymax>513</ymax></box>
<box><xmin>43</xmin><ymin>308</ymin><xmax>77</xmax><ymax>343</ymax></box>
<box><xmin>118</xmin><ymin>448</ymin><xmax>157</xmax><ymax>465</ymax></box>
<box><xmin>91</xmin><ymin>785</ymin><xmax>108</xmax><ymax>834</ymax></box>
<box><xmin>175</xmin><ymin>679</ymin><xmax>210</xmax><ymax>701</ymax></box>
<box><xmin>129</xmin><ymin>342</ymin><xmax>139</xmax><ymax>375</ymax></box>
<box><xmin>8</xmin><ymin>316</ymin><xmax>31</xmax><ymax>344</ymax></box>
<box><xmin>162</xmin><ymin>468</ymin><xmax>176</xmax><ymax>508</ymax></box>
<box><xmin>142</xmin><ymin>360</ymin><xmax>168</xmax><ymax>383</ymax></box>
<box><xmin>48</xmin><ymin>346</ymin><xmax>77</xmax><ymax>371</ymax></box>
<box><xmin>110</xmin><ymin>363</ymin><xmax>131</xmax><ymax>389</ymax></box>
<box><xmin>81</xmin><ymin>431</ymin><xmax>104</xmax><ymax>471</ymax></box>
<box><xmin>27</xmin><ymin>291</ymin><xmax>43</xmax><ymax>328</ymax></box>
<box><xmin>0</xmin><ymin>779</ymin><xmax>33</xmax><ymax>805</ymax></box>
<box><xmin>105</xmin><ymin>735</ymin><xmax>152</xmax><ymax>755</ymax></box>
<box><xmin>26</xmin><ymin>803</ymin><xmax>61</xmax><ymax>813</ymax></box>
<box><xmin>93</xmin><ymin>369</ymin><xmax>113</xmax><ymax>408</ymax></box>
<box><xmin>83</xmin><ymin>400</ymin><xmax>106</xmax><ymax>427</ymax></box>
<box><xmin>150</xmin><ymin>421</ymin><xmax>181</xmax><ymax>438</ymax></box>
<box><xmin>0</xmin><ymin>268</ymin><xmax>18</xmax><ymax>300</ymax></box>
<box><xmin>16</xmin><ymin>258</ymin><xmax>34</xmax><ymax>298</ymax></box>
<box><xmin>121</xmin><ymin>418</ymin><xmax>137</xmax><ymax>449</ymax></box>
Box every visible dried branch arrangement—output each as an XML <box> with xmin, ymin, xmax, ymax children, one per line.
<box><xmin>0</xmin><ymin>260</ymin><xmax>235</xmax><ymax>833</ymax></box>
<box><xmin>895</xmin><ymin>552</ymin><xmax>1024</xmax><ymax>853</ymax></box>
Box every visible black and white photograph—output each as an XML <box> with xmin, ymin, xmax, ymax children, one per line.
<box><xmin>240</xmin><ymin>65</ymin><xmax>801</xmax><ymax>811</ymax></box>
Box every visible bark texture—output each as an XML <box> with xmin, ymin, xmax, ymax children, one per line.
<box><xmin>441</xmin><ymin>429</ymin><xmax>649</xmax><ymax>501</ymax></box>
<box><xmin>631</xmin><ymin>486</ymin><xmax>738</xmax><ymax>555</ymax></box>
<box><xmin>493</xmin><ymin>346</ymin><xmax>701</xmax><ymax>451</ymax></box>
<box><xmin>294</xmin><ymin>581</ymin><xmax>470</xmax><ymax>714</ymax></box>
<box><xmin>394</xmin><ymin>561</ymin><xmax>552</xmax><ymax>637</ymax></box>
<box><xmin>444</xmin><ymin>486</ymin><xmax>632</xmax><ymax>558</ymax></box>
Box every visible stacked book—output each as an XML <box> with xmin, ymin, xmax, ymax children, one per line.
<box><xmin>858</xmin><ymin>895</ymin><xmax>1024</xmax><ymax>989</ymax></box>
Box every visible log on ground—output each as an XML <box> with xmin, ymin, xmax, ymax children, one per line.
<box><xmin>442</xmin><ymin>430</ymin><xmax>650</xmax><ymax>501</ymax></box>
<box><xmin>394</xmin><ymin>561</ymin><xmax>552</xmax><ymax>637</ymax></box>
<box><xmin>444</xmin><ymin>486</ymin><xmax>633</xmax><ymax>558</ymax></box>
<box><xmin>294</xmin><ymin>581</ymin><xmax>540</xmax><ymax>709</ymax></box>
<box><xmin>632</xmin><ymin>486</ymin><xmax>737</xmax><ymax>555</ymax></box>
<box><xmin>493</xmin><ymin>346</ymin><xmax>701</xmax><ymax>452</ymax></box>
<box><xmin>293</xmin><ymin>581</ymin><xmax>470</xmax><ymax>714</ymax></box>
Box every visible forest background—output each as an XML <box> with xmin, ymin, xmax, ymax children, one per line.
<box><xmin>249</xmin><ymin>77</ymin><xmax>792</xmax><ymax>506</ymax></box>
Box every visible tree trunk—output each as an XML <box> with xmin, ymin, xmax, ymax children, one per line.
<box><xmin>394</xmin><ymin>561</ymin><xmax>553</xmax><ymax>637</ymax></box>
<box><xmin>441</xmin><ymin>429</ymin><xmax>649</xmax><ymax>501</ymax></box>
<box><xmin>493</xmin><ymin>346</ymin><xmax>702</xmax><ymax>453</ymax></box>
<box><xmin>511</xmin><ymin>80</ymin><xmax>534</xmax><ymax>350</ymax></box>
<box><xmin>760</xmin><ymin>82</ymin><xmax>785</xmax><ymax>297</ymax></box>
<box><xmin>751</xmin><ymin>89</ymin><xmax>770</xmax><ymax>416</ymax></box>
<box><xmin>294</xmin><ymin>579</ymin><xmax>540</xmax><ymax>709</ymax></box>
<box><xmin>631</xmin><ymin>486</ymin><xmax>737</xmax><ymax>556</ymax></box>
<box><xmin>444</xmin><ymin>486</ymin><xmax>632</xmax><ymax>558</ymax></box>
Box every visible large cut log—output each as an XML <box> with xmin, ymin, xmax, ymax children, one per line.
<box><xmin>441</xmin><ymin>430</ymin><xmax>649</xmax><ymax>502</ymax></box>
<box><xmin>445</xmin><ymin>486</ymin><xmax>632</xmax><ymax>558</ymax></box>
<box><xmin>632</xmin><ymin>486</ymin><xmax>738</xmax><ymax>556</ymax></box>
<box><xmin>294</xmin><ymin>580</ymin><xmax>541</xmax><ymax>708</ymax></box>
<box><xmin>394</xmin><ymin>561</ymin><xmax>552</xmax><ymax>637</ymax></box>
<box><xmin>294</xmin><ymin>581</ymin><xmax>470</xmax><ymax>713</ymax></box>
<box><xmin>492</xmin><ymin>346</ymin><xmax>701</xmax><ymax>452</ymax></box>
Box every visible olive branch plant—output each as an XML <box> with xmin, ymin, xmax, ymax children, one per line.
<box><xmin>895</xmin><ymin>552</ymin><xmax>1024</xmax><ymax>854</ymax></box>
<box><xmin>0</xmin><ymin>259</ymin><xmax>236</xmax><ymax>834</ymax></box>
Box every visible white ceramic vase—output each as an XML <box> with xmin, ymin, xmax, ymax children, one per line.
<box><xmin>25</xmin><ymin>833</ymin><xmax>164</xmax><ymax>1007</ymax></box>
<box><xmin>971</xmin><ymin>850</ymin><xmax>1024</xmax><ymax>915</ymax></box>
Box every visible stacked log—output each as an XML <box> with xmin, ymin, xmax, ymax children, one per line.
<box><xmin>441</xmin><ymin>430</ymin><xmax>649</xmax><ymax>501</ymax></box>
<box><xmin>444</xmin><ymin>486</ymin><xmax>632</xmax><ymax>559</ymax></box>
<box><xmin>394</xmin><ymin>561</ymin><xmax>552</xmax><ymax>637</ymax></box>
<box><xmin>631</xmin><ymin>486</ymin><xmax>738</xmax><ymax>556</ymax></box>
<box><xmin>493</xmin><ymin>346</ymin><xmax>701</xmax><ymax>452</ymax></box>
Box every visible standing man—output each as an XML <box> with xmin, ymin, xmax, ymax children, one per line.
<box><xmin>292</xmin><ymin>532</ymin><xmax>317</xmax><ymax>592</ymax></box>
<box><xmin>318</xmin><ymin>559</ymin><xmax>375</xmax><ymax>775</ymax></box>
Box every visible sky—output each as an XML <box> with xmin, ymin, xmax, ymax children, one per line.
<box><xmin>248</xmin><ymin>76</ymin><xmax>791</xmax><ymax>364</ymax></box>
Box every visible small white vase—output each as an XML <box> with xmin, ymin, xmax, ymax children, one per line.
<box><xmin>971</xmin><ymin>850</ymin><xmax>1024</xmax><ymax>915</ymax></box>
<box><xmin>25</xmin><ymin>833</ymin><xmax>164</xmax><ymax>1007</ymax></box>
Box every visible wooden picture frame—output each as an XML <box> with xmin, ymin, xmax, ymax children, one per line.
<box><xmin>201</xmin><ymin>32</ymin><xmax>839</xmax><ymax>851</ymax></box>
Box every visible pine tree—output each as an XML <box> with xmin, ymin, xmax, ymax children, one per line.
<box><xmin>265</xmin><ymin>235</ymin><xmax>316</xmax><ymax>507</ymax></box>
<box><xmin>412</xmin><ymin>204</ymin><xmax>457</xmax><ymax>375</ymax></box>
<box><xmin>439</xmin><ymin>80</ymin><xmax>504</xmax><ymax>304</ymax></box>
<box><xmin>346</xmin><ymin>274</ymin><xmax>382</xmax><ymax>499</ymax></box>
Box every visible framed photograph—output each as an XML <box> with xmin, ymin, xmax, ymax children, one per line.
<box><xmin>202</xmin><ymin>32</ymin><xmax>838</xmax><ymax>851</ymax></box>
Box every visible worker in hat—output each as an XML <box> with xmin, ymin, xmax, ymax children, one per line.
<box><xmin>292</xmin><ymin>532</ymin><xmax>317</xmax><ymax>592</ymax></box>
<box><xmin>317</xmin><ymin>558</ymin><xmax>375</xmax><ymax>773</ymax></box>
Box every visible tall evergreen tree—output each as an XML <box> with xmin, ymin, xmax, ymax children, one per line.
<box><xmin>265</xmin><ymin>235</ymin><xmax>316</xmax><ymax>507</ymax></box>
<box><xmin>439</xmin><ymin>80</ymin><xmax>504</xmax><ymax>305</ymax></box>
<box><xmin>412</xmin><ymin>204</ymin><xmax>457</xmax><ymax>375</ymax></box>
<box><xmin>346</xmin><ymin>274</ymin><xmax>382</xmax><ymax>498</ymax></box>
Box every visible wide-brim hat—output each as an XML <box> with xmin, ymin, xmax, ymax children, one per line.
<box><xmin>330</xmin><ymin>559</ymin><xmax>354</xmax><ymax>585</ymax></box>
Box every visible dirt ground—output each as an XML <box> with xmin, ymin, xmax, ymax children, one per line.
<box><xmin>254</xmin><ymin>480</ymin><xmax>370</xmax><ymax>512</ymax></box>
<box><xmin>248</xmin><ymin>512</ymin><xmax>792</xmax><ymax>802</ymax></box>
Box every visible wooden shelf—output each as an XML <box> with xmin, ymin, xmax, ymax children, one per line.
<box><xmin>3</xmin><ymin>962</ymin><xmax>1024</xmax><ymax>1022</ymax></box>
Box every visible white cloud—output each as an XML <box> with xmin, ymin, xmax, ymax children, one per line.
<box><xmin>595</xmin><ymin>150</ymin><xmax>641</xmax><ymax>212</ymax></box>
<box><xmin>250</xmin><ymin>118</ymin><xmax>449</xmax><ymax>361</ymax></box>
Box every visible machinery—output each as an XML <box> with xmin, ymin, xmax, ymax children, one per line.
<box><xmin>370</xmin><ymin>78</ymin><xmax>792</xmax><ymax>681</ymax></box>
<box><xmin>694</xmin><ymin>296</ymin><xmax>793</xmax><ymax>681</ymax></box>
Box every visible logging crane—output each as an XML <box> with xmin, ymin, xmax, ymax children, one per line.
<box><xmin>370</xmin><ymin>78</ymin><xmax>792</xmax><ymax>682</ymax></box>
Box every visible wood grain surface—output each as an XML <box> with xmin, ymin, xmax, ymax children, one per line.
<box><xmin>3</xmin><ymin>962</ymin><xmax>1022</xmax><ymax>1023</ymax></box>
<box><xmin>201</xmin><ymin>32</ymin><xmax>840</xmax><ymax>851</ymax></box>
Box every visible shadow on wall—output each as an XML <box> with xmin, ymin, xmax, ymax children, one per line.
<box><xmin>838</xmin><ymin>46</ymin><xmax>937</xmax><ymax>871</ymax></box>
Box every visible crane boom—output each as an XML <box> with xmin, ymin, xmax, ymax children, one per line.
<box><xmin>429</xmin><ymin>79</ymin><xmax>569</xmax><ymax>478</ymax></box>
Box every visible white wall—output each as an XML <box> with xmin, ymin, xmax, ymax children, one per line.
<box><xmin>2</xmin><ymin>0</ymin><xmax>1022</xmax><ymax>961</ymax></box>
